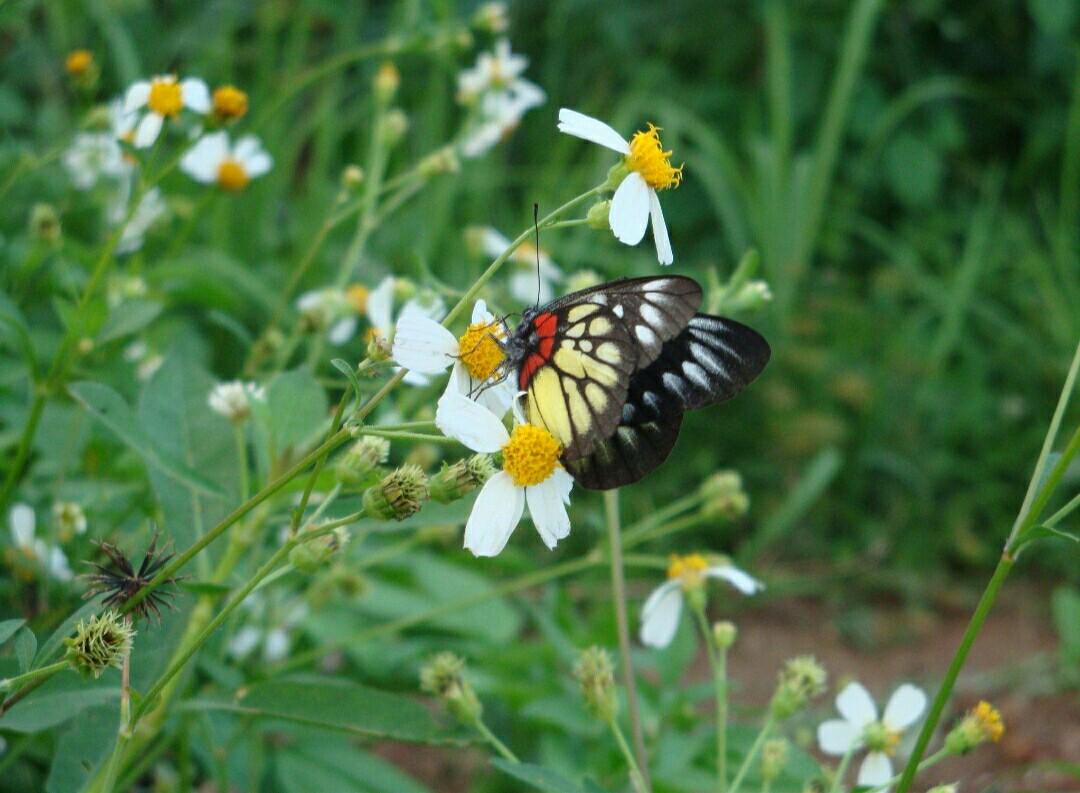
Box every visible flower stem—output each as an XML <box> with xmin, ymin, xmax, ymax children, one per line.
<box><xmin>693</xmin><ymin>607</ymin><xmax>728</xmax><ymax>793</ymax></box>
<box><xmin>826</xmin><ymin>743</ymin><xmax>856</xmax><ymax>793</ymax></box>
<box><xmin>869</xmin><ymin>747</ymin><xmax>950</xmax><ymax>792</ymax></box>
<box><xmin>474</xmin><ymin>717</ymin><xmax>519</xmax><ymax>763</ymax></box>
<box><xmin>0</xmin><ymin>660</ymin><xmax>68</xmax><ymax>692</ymax></box>
<box><xmin>234</xmin><ymin>423</ymin><xmax>250</xmax><ymax>502</ymax></box>
<box><xmin>728</xmin><ymin>714</ymin><xmax>775</xmax><ymax>793</ymax></box>
<box><xmin>604</xmin><ymin>488</ymin><xmax>651</xmax><ymax>793</ymax></box>
<box><xmin>609</xmin><ymin>716</ymin><xmax>649</xmax><ymax>793</ymax></box>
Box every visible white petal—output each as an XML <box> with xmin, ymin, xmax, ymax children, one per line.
<box><xmin>817</xmin><ymin>719</ymin><xmax>860</xmax><ymax>755</ymax></box>
<box><xmin>639</xmin><ymin>579</ymin><xmax>683</xmax><ymax>649</ymax></box>
<box><xmin>464</xmin><ymin>472</ymin><xmax>524</xmax><ymax>557</ymax></box>
<box><xmin>235</xmin><ymin>135</ymin><xmax>272</xmax><ymax>176</ymax></box>
<box><xmin>474</xmin><ymin>375</ymin><xmax>515</xmax><ymax>418</ymax></box>
<box><xmin>480</xmin><ymin>227</ymin><xmax>512</xmax><ymax>258</ymax></box>
<box><xmin>402</xmin><ymin>369</ymin><xmax>430</xmax><ymax>387</ymax></box>
<box><xmin>48</xmin><ymin>546</ymin><xmax>73</xmax><ymax>581</ymax></box>
<box><xmin>228</xmin><ymin>626</ymin><xmax>261</xmax><ymax>658</ymax></box>
<box><xmin>133</xmin><ymin>113</ymin><xmax>164</xmax><ymax>149</ymax></box>
<box><xmin>705</xmin><ymin>565</ymin><xmax>764</xmax><ymax>595</ymax></box>
<box><xmin>366</xmin><ymin>277</ymin><xmax>395</xmax><ymax>331</ymax></box>
<box><xmin>526</xmin><ymin>476</ymin><xmax>571</xmax><ymax>549</ymax></box>
<box><xmin>9</xmin><ymin>504</ymin><xmax>35</xmax><ymax>547</ymax></box>
<box><xmin>550</xmin><ymin>467</ymin><xmax>574</xmax><ymax>505</ymax></box>
<box><xmin>837</xmin><ymin>681</ymin><xmax>878</xmax><ymax>728</ymax></box>
<box><xmin>124</xmin><ymin>81</ymin><xmax>150</xmax><ymax>112</ymax></box>
<box><xmin>435</xmin><ymin>392</ymin><xmax>510</xmax><ymax>452</ymax></box>
<box><xmin>857</xmin><ymin>752</ymin><xmax>893</xmax><ymax>787</ymax></box>
<box><xmin>883</xmin><ymin>684</ymin><xmax>927</xmax><ymax>732</ymax></box>
<box><xmin>649</xmin><ymin>189</ymin><xmax>674</xmax><ymax>265</ymax></box>
<box><xmin>470</xmin><ymin>299</ymin><xmax>495</xmax><ymax>325</ymax></box>
<box><xmin>263</xmin><ymin>628</ymin><xmax>289</xmax><ymax>662</ymax></box>
<box><xmin>180</xmin><ymin>78</ymin><xmax>211</xmax><ymax>113</ymax></box>
<box><xmin>180</xmin><ymin>131</ymin><xmax>228</xmax><ymax>183</ymax></box>
<box><xmin>328</xmin><ymin>316</ymin><xmax>357</xmax><ymax>345</ymax></box>
<box><xmin>610</xmin><ymin>171</ymin><xmax>651</xmax><ymax>245</ymax></box>
<box><xmin>392</xmin><ymin>313</ymin><xmax>458</xmax><ymax>373</ymax></box>
<box><xmin>556</xmin><ymin>108</ymin><xmax>630</xmax><ymax>154</ymax></box>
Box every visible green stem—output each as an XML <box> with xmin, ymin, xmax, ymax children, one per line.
<box><xmin>288</xmin><ymin>391</ymin><xmax>350</xmax><ymax>538</ymax></box>
<box><xmin>604</xmin><ymin>489</ymin><xmax>651</xmax><ymax>793</ymax></box>
<box><xmin>356</xmin><ymin>429</ymin><xmax>461</xmax><ymax>444</ymax></box>
<box><xmin>0</xmin><ymin>660</ymin><xmax>68</xmax><ymax>692</ymax></box>
<box><xmin>474</xmin><ymin>717</ymin><xmax>519</xmax><ymax>763</ymax></box>
<box><xmin>609</xmin><ymin>717</ymin><xmax>649</xmax><ymax>793</ymax></box>
<box><xmin>234</xmin><ymin>423</ymin><xmax>250</xmax><ymax>502</ymax></box>
<box><xmin>870</xmin><ymin>748</ymin><xmax>950</xmax><ymax>793</ymax></box>
<box><xmin>826</xmin><ymin>744</ymin><xmax>856</xmax><ymax>793</ymax></box>
<box><xmin>728</xmin><ymin>714</ymin><xmax>775</xmax><ymax>793</ymax></box>
<box><xmin>693</xmin><ymin>607</ymin><xmax>728</xmax><ymax>793</ymax></box>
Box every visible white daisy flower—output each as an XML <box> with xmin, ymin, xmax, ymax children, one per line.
<box><xmin>557</xmin><ymin>108</ymin><xmax>684</xmax><ymax>265</ymax></box>
<box><xmin>109</xmin><ymin>186</ymin><xmax>167</xmax><ymax>255</ymax></box>
<box><xmin>817</xmin><ymin>681</ymin><xmax>928</xmax><ymax>790</ymax></box>
<box><xmin>63</xmin><ymin>132</ymin><xmax>125</xmax><ymax>190</ymax></box>
<box><xmin>457</xmin><ymin>38</ymin><xmax>540</xmax><ymax>104</ymax></box>
<box><xmin>475</xmin><ymin>226</ymin><xmax>563</xmax><ymax>304</ymax></box>
<box><xmin>457</xmin><ymin>40</ymin><xmax>545</xmax><ymax>158</ymax></box>
<box><xmin>208</xmin><ymin>380</ymin><xmax>266</xmax><ymax>422</ymax></box>
<box><xmin>639</xmin><ymin>552</ymin><xmax>763</xmax><ymax>649</ymax></box>
<box><xmin>9</xmin><ymin>504</ymin><xmax>73</xmax><ymax>581</ymax></box>
<box><xmin>180</xmin><ymin>131</ymin><xmax>273</xmax><ymax>191</ymax></box>
<box><xmin>365</xmin><ymin>277</ymin><xmax>446</xmax><ymax>385</ymax></box>
<box><xmin>435</xmin><ymin>393</ymin><xmax>572</xmax><ymax>557</ymax></box>
<box><xmin>392</xmin><ymin>299</ymin><xmax>515</xmax><ymax>416</ymax></box>
<box><xmin>123</xmin><ymin>74</ymin><xmax>211</xmax><ymax>148</ymax></box>
<box><xmin>109</xmin><ymin>97</ymin><xmax>139</xmax><ymax>144</ymax></box>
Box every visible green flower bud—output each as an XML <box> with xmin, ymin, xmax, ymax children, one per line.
<box><xmin>712</xmin><ymin>620</ymin><xmax>738</xmax><ymax>649</ymax></box>
<box><xmin>573</xmin><ymin>646</ymin><xmax>618</xmax><ymax>724</ymax></box>
<box><xmin>340</xmin><ymin>164</ymin><xmax>365</xmax><ymax>191</ymax></box>
<box><xmin>64</xmin><ymin>610</ymin><xmax>135</xmax><ymax>679</ymax></box>
<box><xmin>700</xmin><ymin>470</ymin><xmax>749</xmax><ymax>521</ymax></box>
<box><xmin>770</xmin><ymin>655</ymin><xmax>827</xmax><ymax>719</ymax></box>
<box><xmin>761</xmin><ymin>738</ymin><xmax>789</xmax><ymax>783</ymax></box>
<box><xmin>471</xmin><ymin>2</ymin><xmax>508</xmax><ymax>33</ymax></box>
<box><xmin>289</xmin><ymin>526</ymin><xmax>348</xmax><ymax>574</ymax></box>
<box><xmin>30</xmin><ymin>203</ymin><xmax>61</xmax><ymax>244</ymax></box>
<box><xmin>363</xmin><ymin>464</ymin><xmax>429</xmax><ymax>521</ymax></box>
<box><xmin>381</xmin><ymin>109</ymin><xmax>409</xmax><ymax>144</ymax></box>
<box><xmin>420</xmin><ymin>651</ymin><xmax>483</xmax><ymax>725</ymax></box>
<box><xmin>430</xmin><ymin>454</ymin><xmax>495</xmax><ymax>503</ymax></box>
<box><xmin>373</xmin><ymin>62</ymin><xmax>400</xmax><ymax>103</ymax></box>
<box><xmin>336</xmin><ymin>436</ymin><xmax>390</xmax><ymax>487</ymax></box>
<box><xmin>586</xmin><ymin>200</ymin><xmax>611</xmax><ymax>230</ymax></box>
<box><xmin>603</xmin><ymin>161</ymin><xmax>630</xmax><ymax>192</ymax></box>
<box><xmin>418</xmin><ymin>146</ymin><xmax>460</xmax><ymax>178</ymax></box>
<box><xmin>715</xmin><ymin>279</ymin><xmax>773</xmax><ymax>315</ymax></box>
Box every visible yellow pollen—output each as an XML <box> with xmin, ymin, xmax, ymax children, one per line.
<box><xmin>213</xmin><ymin>85</ymin><xmax>248</xmax><ymax>119</ymax></box>
<box><xmin>148</xmin><ymin>78</ymin><xmax>184</xmax><ymax>117</ymax></box>
<box><xmin>457</xmin><ymin>321</ymin><xmax>506</xmax><ymax>381</ymax></box>
<box><xmin>667</xmin><ymin>553</ymin><xmax>709</xmax><ymax>584</ymax></box>
<box><xmin>973</xmin><ymin>701</ymin><xmax>1004</xmax><ymax>742</ymax></box>
<box><xmin>345</xmin><ymin>284</ymin><xmax>369</xmax><ymax>313</ymax></box>
<box><xmin>65</xmin><ymin>50</ymin><xmax>93</xmax><ymax>76</ymax></box>
<box><xmin>626</xmin><ymin>123</ymin><xmax>683</xmax><ymax>191</ymax></box>
<box><xmin>217</xmin><ymin>158</ymin><xmax>249</xmax><ymax>191</ymax></box>
<box><xmin>501</xmin><ymin>424</ymin><xmax>561</xmax><ymax>487</ymax></box>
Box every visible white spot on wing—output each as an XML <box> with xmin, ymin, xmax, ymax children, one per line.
<box><xmin>683</xmin><ymin>360</ymin><xmax>710</xmax><ymax>388</ymax></box>
<box><xmin>662</xmin><ymin>372</ymin><xmax>688</xmax><ymax>400</ymax></box>
<box><xmin>613</xmin><ymin>305</ymin><xmax>625</xmax><ymax>318</ymax></box>
<box><xmin>635</xmin><ymin>324</ymin><xmax>659</xmax><ymax>347</ymax></box>
<box><xmin>640</xmin><ymin>303</ymin><xmax>662</xmax><ymax>327</ymax></box>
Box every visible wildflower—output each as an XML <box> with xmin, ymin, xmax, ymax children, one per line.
<box><xmin>430</xmin><ymin>454</ymin><xmax>496</xmax><ymax>503</ymax></box>
<box><xmin>817</xmin><ymin>681</ymin><xmax>928</xmax><ymax>788</ymax></box>
<box><xmin>420</xmin><ymin>652</ymin><xmax>483</xmax><ymax>725</ymax></box>
<box><xmin>435</xmin><ymin>394</ymin><xmax>573</xmax><ymax>556</ymax></box>
<box><xmin>109</xmin><ymin>97</ymin><xmax>139</xmax><ymax>146</ymax></box>
<box><xmin>363</xmin><ymin>464</ymin><xmax>429</xmax><ymax>521</ymax></box>
<box><xmin>52</xmin><ymin>501</ymin><xmax>87</xmax><ymax>542</ymax></box>
<box><xmin>772</xmin><ymin>656</ymin><xmax>828</xmax><ymax>719</ymax></box>
<box><xmin>365</xmin><ymin>276</ymin><xmax>446</xmax><ymax>385</ymax></box>
<box><xmin>8</xmin><ymin>504</ymin><xmax>73</xmax><ymax>581</ymax></box>
<box><xmin>83</xmin><ymin>533</ymin><xmax>181</xmax><ymax>622</ymax></box>
<box><xmin>341</xmin><ymin>164</ymin><xmax>365</xmax><ymax>190</ymax></box>
<box><xmin>63</xmin><ymin>132</ymin><xmax>125</xmax><ymax>190</ymax></box>
<box><xmin>207</xmin><ymin>380</ymin><xmax>266</xmax><ymax>422</ymax></box>
<box><xmin>472</xmin><ymin>2</ymin><xmax>509</xmax><ymax>33</ymax></box>
<box><xmin>573</xmin><ymin>646</ymin><xmax>618</xmax><ymax>723</ymax></box>
<box><xmin>64</xmin><ymin>610</ymin><xmax>134</xmax><ymax>679</ymax></box>
<box><xmin>586</xmin><ymin>200</ymin><xmax>611</xmax><ymax>230</ymax></box>
<box><xmin>557</xmin><ymin>108</ymin><xmax>683</xmax><ymax>264</ymax></box>
<box><xmin>181</xmin><ymin>131</ymin><xmax>272</xmax><ymax>192</ymax></box>
<box><xmin>336</xmin><ymin>436</ymin><xmax>390</xmax><ymax>487</ymax></box>
<box><xmin>29</xmin><ymin>204</ymin><xmax>61</xmax><ymax>244</ymax></box>
<box><xmin>457</xmin><ymin>39</ymin><xmax>545</xmax><ymax>157</ymax></box>
<box><xmin>65</xmin><ymin>49</ymin><xmax>94</xmax><ymax>77</ymax></box>
<box><xmin>136</xmin><ymin>352</ymin><xmax>164</xmax><ymax>381</ymax></box>
<box><xmin>700</xmin><ymin>470</ymin><xmax>749</xmax><ymax>520</ymax></box>
<box><xmin>393</xmin><ymin>299</ymin><xmax>516</xmax><ymax>415</ymax></box>
<box><xmin>124</xmin><ymin>74</ymin><xmax>211</xmax><ymax>148</ymax></box>
<box><xmin>945</xmin><ymin>701</ymin><xmax>1004</xmax><ymax>754</ymax></box>
<box><xmin>473</xmin><ymin>226</ymin><xmax>563</xmax><ymax>304</ymax></box>
<box><xmin>211</xmin><ymin>84</ymin><xmax>248</xmax><ymax>121</ymax></box>
<box><xmin>639</xmin><ymin>553</ymin><xmax>762</xmax><ymax>648</ymax></box>
<box><xmin>109</xmin><ymin>187</ymin><xmax>168</xmax><ymax>255</ymax></box>
<box><xmin>297</xmin><ymin>288</ymin><xmax>352</xmax><ymax>343</ymax></box>
<box><xmin>227</xmin><ymin>593</ymin><xmax>307</xmax><ymax>663</ymax></box>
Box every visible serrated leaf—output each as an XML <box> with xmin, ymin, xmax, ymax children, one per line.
<box><xmin>491</xmin><ymin>759</ymin><xmax>589</xmax><ymax>793</ymax></box>
<box><xmin>14</xmin><ymin>627</ymin><xmax>36</xmax><ymax>673</ymax></box>
<box><xmin>0</xmin><ymin>618</ymin><xmax>26</xmax><ymax>646</ymax></box>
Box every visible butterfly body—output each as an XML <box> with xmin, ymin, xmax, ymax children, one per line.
<box><xmin>501</xmin><ymin>275</ymin><xmax>770</xmax><ymax>491</ymax></box>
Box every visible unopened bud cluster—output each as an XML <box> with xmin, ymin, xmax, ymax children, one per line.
<box><xmin>770</xmin><ymin>655</ymin><xmax>827</xmax><ymax>719</ymax></box>
<box><xmin>64</xmin><ymin>610</ymin><xmax>135</xmax><ymax>679</ymax></box>
<box><xmin>945</xmin><ymin>701</ymin><xmax>1004</xmax><ymax>754</ymax></box>
<box><xmin>430</xmin><ymin>455</ymin><xmax>495</xmax><ymax>503</ymax></box>
<box><xmin>700</xmin><ymin>470</ymin><xmax>749</xmax><ymax>521</ymax></box>
<box><xmin>289</xmin><ymin>524</ymin><xmax>350</xmax><ymax>574</ymax></box>
<box><xmin>336</xmin><ymin>436</ymin><xmax>390</xmax><ymax>487</ymax></box>
<box><xmin>420</xmin><ymin>651</ymin><xmax>482</xmax><ymax>725</ymax></box>
<box><xmin>363</xmin><ymin>464</ymin><xmax>429</xmax><ymax>520</ymax></box>
<box><xmin>761</xmin><ymin>738</ymin><xmax>789</xmax><ymax>783</ymax></box>
<box><xmin>573</xmin><ymin>646</ymin><xmax>618</xmax><ymax>723</ymax></box>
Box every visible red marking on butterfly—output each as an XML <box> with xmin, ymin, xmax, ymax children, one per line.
<box><xmin>518</xmin><ymin>312</ymin><xmax>559</xmax><ymax>389</ymax></box>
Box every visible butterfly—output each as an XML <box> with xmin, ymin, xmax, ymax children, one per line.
<box><xmin>500</xmin><ymin>275</ymin><xmax>771</xmax><ymax>490</ymax></box>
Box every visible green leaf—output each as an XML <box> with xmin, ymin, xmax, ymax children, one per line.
<box><xmin>491</xmin><ymin>759</ymin><xmax>589</xmax><ymax>793</ymax></box>
<box><xmin>1052</xmin><ymin>586</ymin><xmax>1080</xmax><ymax>680</ymax></box>
<box><xmin>277</xmin><ymin>737</ymin><xmax>433</xmax><ymax>793</ymax></box>
<box><xmin>0</xmin><ymin>290</ymin><xmax>36</xmax><ymax>374</ymax></box>
<box><xmin>183</xmin><ymin>677</ymin><xmax>464</xmax><ymax>743</ymax></box>
<box><xmin>45</xmin><ymin>704</ymin><xmax>119</xmax><ymax>793</ymax></box>
<box><xmin>14</xmin><ymin>627</ymin><xmax>36</xmax><ymax>673</ymax></box>
<box><xmin>96</xmin><ymin>298</ymin><xmax>163</xmax><ymax>345</ymax></box>
<box><xmin>1029</xmin><ymin>0</ymin><xmax>1077</xmax><ymax>35</ymax></box>
<box><xmin>265</xmin><ymin>369</ymin><xmax>328</xmax><ymax>451</ymax></box>
<box><xmin>1010</xmin><ymin>523</ymin><xmax>1079</xmax><ymax>555</ymax></box>
<box><xmin>331</xmin><ymin>358</ymin><xmax>363</xmax><ymax>402</ymax></box>
<box><xmin>69</xmin><ymin>380</ymin><xmax>224</xmax><ymax>499</ymax></box>
<box><xmin>0</xmin><ymin>618</ymin><xmax>26</xmax><ymax>646</ymax></box>
<box><xmin>0</xmin><ymin>682</ymin><xmax>116</xmax><ymax>733</ymax></box>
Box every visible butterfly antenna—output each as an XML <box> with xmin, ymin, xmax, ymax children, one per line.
<box><xmin>533</xmin><ymin>202</ymin><xmax>541</xmax><ymax>309</ymax></box>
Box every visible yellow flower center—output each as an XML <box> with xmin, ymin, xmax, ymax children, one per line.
<box><xmin>217</xmin><ymin>158</ymin><xmax>249</xmax><ymax>191</ymax></box>
<box><xmin>973</xmin><ymin>701</ymin><xmax>1004</xmax><ymax>742</ymax></box>
<box><xmin>212</xmin><ymin>85</ymin><xmax>249</xmax><ymax>119</ymax></box>
<box><xmin>345</xmin><ymin>284</ymin><xmax>369</xmax><ymax>313</ymax></box>
<box><xmin>502</xmin><ymin>424</ymin><xmax>561</xmax><ymax>487</ymax></box>
<box><xmin>626</xmin><ymin>123</ymin><xmax>683</xmax><ymax>191</ymax></box>
<box><xmin>65</xmin><ymin>50</ymin><xmax>93</xmax><ymax>76</ymax></box>
<box><xmin>148</xmin><ymin>78</ymin><xmax>184</xmax><ymax>117</ymax></box>
<box><xmin>667</xmin><ymin>553</ymin><xmax>709</xmax><ymax>588</ymax></box>
<box><xmin>457</xmin><ymin>321</ymin><xmax>506</xmax><ymax>381</ymax></box>
<box><xmin>863</xmin><ymin>721</ymin><xmax>901</xmax><ymax>755</ymax></box>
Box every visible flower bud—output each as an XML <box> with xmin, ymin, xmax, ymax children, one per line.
<box><xmin>53</xmin><ymin>501</ymin><xmax>87</xmax><ymax>542</ymax></box>
<box><xmin>373</xmin><ymin>62</ymin><xmax>400</xmax><ymax>103</ymax></box>
<box><xmin>700</xmin><ymin>470</ymin><xmax>749</xmax><ymax>521</ymax></box>
<box><xmin>212</xmin><ymin>85</ymin><xmax>249</xmax><ymax>121</ymax></box>
<box><xmin>418</xmin><ymin>146</ymin><xmax>460</xmax><ymax>178</ymax></box>
<box><xmin>341</xmin><ymin>164</ymin><xmax>365</xmax><ymax>191</ymax></box>
<box><xmin>289</xmin><ymin>526</ymin><xmax>349</xmax><ymax>574</ymax></box>
<box><xmin>381</xmin><ymin>109</ymin><xmax>409</xmax><ymax>145</ymax></box>
<box><xmin>392</xmin><ymin>278</ymin><xmax>417</xmax><ymax>303</ymax></box>
<box><xmin>420</xmin><ymin>651</ymin><xmax>483</xmax><ymax>725</ymax></box>
<box><xmin>77</xmin><ymin>337</ymin><xmax>94</xmax><ymax>356</ymax></box>
<box><xmin>945</xmin><ymin>701</ymin><xmax>1004</xmax><ymax>754</ymax></box>
<box><xmin>761</xmin><ymin>738</ymin><xmax>789</xmax><ymax>783</ymax></box>
<box><xmin>366</xmin><ymin>330</ymin><xmax>392</xmax><ymax>361</ymax></box>
<box><xmin>586</xmin><ymin>200</ymin><xmax>611</xmax><ymax>230</ymax></box>
<box><xmin>573</xmin><ymin>646</ymin><xmax>618</xmax><ymax>723</ymax></box>
<box><xmin>430</xmin><ymin>454</ymin><xmax>495</xmax><ymax>503</ymax></box>
<box><xmin>30</xmin><ymin>203</ymin><xmax>61</xmax><ymax>244</ymax></box>
<box><xmin>603</xmin><ymin>161</ymin><xmax>630</xmax><ymax>191</ymax></box>
<box><xmin>770</xmin><ymin>655</ymin><xmax>827</xmax><ymax>719</ymax></box>
<box><xmin>336</xmin><ymin>436</ymin><xmax>390</xmax><ymax>487</ymax></box>
<box><xmin>64</xmin><ymin>610</ymin><xmax>135</xmax><ymax>679</ymax></box>
<box><xmin>716</xmin><ymin>280</ymin><xmax>773</xmax><ymax>315</ymax></box>
<box><xmin>712</xmin><ymin>620</ymin><xmax>738</xmax><ymax>649</ymax></box>
<box><xmin>65</xmin><ymin>49</ymin><xmax>93</xmax><ymax>76</ymax></box>
<box><xmin>472</xmin><ymin>2</ymin><xmax>509</xmax><ymax>33</ymax></box>
<box><xmin>363</xmin><ymin>464</ymin><xmax>429</xmax><ymax>520</ymax></box>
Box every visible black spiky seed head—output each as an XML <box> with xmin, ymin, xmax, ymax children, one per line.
<box><xmin>83</xmin><ymin>531</ymin><xmax>181</xmax><ymax>624</ymax></box>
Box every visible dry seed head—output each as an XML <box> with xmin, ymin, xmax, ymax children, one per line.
<box><xmin>573</xmin><ymin>646</ymin><xmax>618</xmax><ymax>723</ymax></box>
<box><xmin>64</xmin><ymin>610</ymin><xmax>135</xmax><ymax>678</ymax></box>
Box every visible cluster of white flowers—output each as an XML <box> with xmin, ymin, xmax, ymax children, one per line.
<box><xmin>8</xmin><ymin>504</ymin><xmax>73</xmax><ymax>581</ymax></box>
<box><xmin>457</xmin><ymin>39</ymin><xmax>545</xmax><ymax>158</ymax></box>
<box><xmin>227</xmin><ymin>592</ymin><xmax>308</xmax><ymax>664</ymax></box>
<box><xmin>208</xmin><ymin>380</ymin><xmax>266</xmax><ymax>422</ymax></box>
